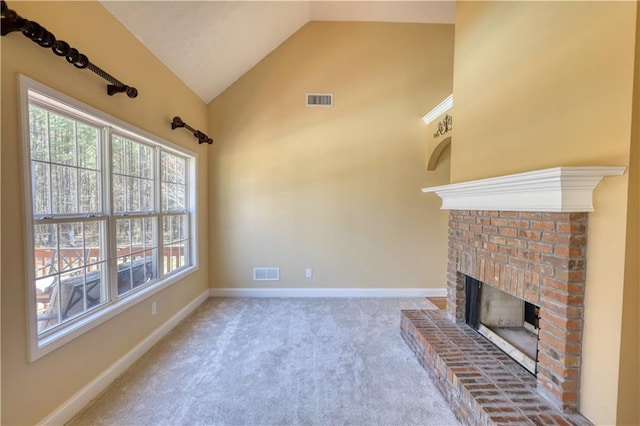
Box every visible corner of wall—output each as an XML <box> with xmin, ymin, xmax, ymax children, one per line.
<box><xmin>617</xmin><ymin>3</ymin><xmax>640</xmax><ymax>424</ymax></box>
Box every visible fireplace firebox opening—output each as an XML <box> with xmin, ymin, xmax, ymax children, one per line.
<box><xmin>465</xmin><ymin>275</ymin><xmax>540</xmax><ymax>374</ymax></box>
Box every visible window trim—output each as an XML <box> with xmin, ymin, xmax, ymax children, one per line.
<box><xmin>19</xmin><ymin>75</ymin><xmax>199</xmax><ymax>362</ymax></box>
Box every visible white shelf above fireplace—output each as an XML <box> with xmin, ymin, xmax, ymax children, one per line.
<box><xmin>422</xmin><ymin>166</ymin><xmax>626</xmax><ymax>212</ymax></box>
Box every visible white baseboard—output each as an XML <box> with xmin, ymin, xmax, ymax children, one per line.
<box><xmin>39</xmin><ymin>289</ymin><xmax>210</xmax><ymax>426</ymax></box>
<box><xmin>209</xmin><ymin>287</ymin><xmax>447</xmax><ymax>298</ymax></box>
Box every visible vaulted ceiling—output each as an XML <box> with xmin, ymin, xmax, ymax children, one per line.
<box><xmin>101</xmin><ymin>1</ymin><xmax>455</xmax><ymax>104</ymax></box>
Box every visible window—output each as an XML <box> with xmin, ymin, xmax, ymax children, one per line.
<box><xmin>21</xmin><ymin>77</ymin><xmax>197</xmax><ymax>360</ymax></box>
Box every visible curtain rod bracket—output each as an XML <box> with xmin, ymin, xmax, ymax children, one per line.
<box><xmin>1</xmin><ymin>0</ymin><xmax>138</xmax><ymax>98</ymax></box>
<box><xmin>171</xmin><ymin>117</ymin><xmax>213</xmax><ymax>145</ymax></box>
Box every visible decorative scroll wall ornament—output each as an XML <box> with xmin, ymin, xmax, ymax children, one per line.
<box><xmin>1</xmin><ymin>1</ymin><xmax>138</xmax><ymax>98</ymax></box>
<box><xmin>433</xmin><ymin>114</ymin><xmax>452</xmax><ymax>139</ymax></box>
<box><xmin>171</xmin><ymin>117</ymin><xmax>213</xmax><ymax>145</ymax></box>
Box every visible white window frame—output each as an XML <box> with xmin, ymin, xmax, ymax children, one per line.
<box><xmin>19</xmin><ymin>75</ymin><xmax>199</xmax><ymax>362</ymax></box>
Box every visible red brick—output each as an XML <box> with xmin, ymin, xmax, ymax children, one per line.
<box><xmin>507</xmin><ymin>238</ymin><xmax>528</xmax><ymax>248</ymax></box>
<box><xmin>531</xmin><ymin>220</ymin><xmax>555</xmax><ymax>231</ymax></box>
<box><xmin>491</xmin><ymin>218</ymin><xmax>509</xmax><ymax>227</ymax></box>
<box><xmin>556</xmin><ymin>222</ymin><xmax>586</xmax><ymax>234</ymax></box>
<box><xmin>508</xmin><ymin>219</ymin><xmax>530</xmax><ymax>228</ymax></box>
<box><xmin>499</xmin><ymin>227</ymin><xmax>518</xmax><ymax>237</ymax></box>
<box><xmin>509</xmin><ymin>256</ymin><xmax>529</xmax><ymax>269</ymax></box>
<box><xmin>541</xmin><ymin>277</ymin><xmax>567</xmax><ymax>292</ymax></box>
<box><xmin>539</xmin><ymin>325</ymin><xmax>582</xmax><ymax>343</ymax></box>
<box><xmin>519</xmin><ymin>212</ymin><xmax>542</xmax><ymax>219</ymax></box>
<box><xmin>542</xmin><ymin>213</ymin><xmax>573</xmax><ymax>221</ymax></box>
<box><xmin>538</xmin><ymin>353</ymin><xmax>569</xmax><ymax>377</ymax></box>
<box><xmin>538</xmin><ymin>334</ymin><xmax>582</xmax><ymax>355</ymax></box>
<box><xmin>529</xmin><ymin>242</ymin><xmax>554</xmax><ymax>254</ymax></box>
<box><xmin>542</xmin><ymin>255</ymin><xmax>568</xmax><ymax>268</ymax></box>
<box><xmin>470</xmin><ymin>224</ymin><xmax>483</xmax><ymax>233</ymax></box>
<box><xmin>484</xmin><ymin>242</ymin><xmax>499</xmax><ymax>252</ymax></box>
<box><xmin>568</xmin><ymin>234</ymin><xmax>587</xmax><ymax>248</ymax></box>
<box><xmin>519</xmin><ymin>230</ymin><xmax>542</xmax><ymax>240</ymax></box>
<box><xmin>489</xmin><ymin>235</ymin><xmax>507</xmax><ymax>245</ymax></box>
<box><xmin>553</xmin><ymin>269</ymin><xmax>586</xmax><ymax>283</ymax></box>
<box><xmin>554</xmin><ymin>246</ymin><xmax>584</xmax><ymax>258</ymax></box>
<box><xmin>518</xmin><ymin>250</ymin><xmax>541</xmax><ymax>262</ymax></box>
<box><xmin>568</xmin><ymin>212</ymin><xmax>587</xmax><ymax>221</ymax></box>
<box><xmin>540</xmin><ymin>309</ymin><xmax>583</xmax><ymax>331</ymax></box>
<box><xmin>542</xmin><ymin>233</ymin><xmax>571</xmax><ymax>245</ymax></box>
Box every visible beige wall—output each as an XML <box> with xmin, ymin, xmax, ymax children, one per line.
<box><xmin>208</xmin><ymin>22</ymin><xmax>454</xmax><ymax>290</ymax></box>
<box><xmin>618</xmin><ymin>3</ymin><xmax>640</xmax><ymax>424</ymax></box>
<box><xmin>453</xmin><ymin>2</ymin><xmax>638</xmax><ymax>424</ymax></box>
<box><xmin>1</xmin><ymin>2</ymin><xmax>209</xmax><ymax>424</ymax></box>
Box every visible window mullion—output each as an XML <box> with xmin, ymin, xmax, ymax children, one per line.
<box><xmin>156</xmin><ymin>148</ymin><xmax>163</xmax><ymax>277</ymax></box>
<box><xmin>46</xmin><ymin>110</ymin><xmax>53</xmax><ymax>215</ymax></box>
<box><xmin>104</xmin><ymin>127</ymin><xmax>118</xmax><ymax>304</ymax></box>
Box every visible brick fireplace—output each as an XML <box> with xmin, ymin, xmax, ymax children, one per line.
<box><xmin>447</xmin><ymin>209</ymin><xmax>587</xmax><ymax>411</ymax></box>
<box><xmin>401</xmin><ymin>167</ymin><xmax>625</xmax><ymax>424</ymax></box>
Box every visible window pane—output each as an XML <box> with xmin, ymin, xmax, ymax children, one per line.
<box><xmin>116</xmin><ymin>219</ymin><xmax>131</xmax><ymax>255</ymax></box>
<box><xmin>29</xmin><ymin>105</ymin><xmax>49</xmax><ymax>162</ymax></box>
<box><xmin>117</xmin><ymin>253</ymin><xmax>155</xmax><ymax>296</ymax></box>
<box><xmin>130</xmin><ymin>218</ymin><xmax>144</xmax><ymax>247</ymax></box>
<box><xmin>116</xmin><ymin>217</ymin><xmax>158</xmax><ymax>296</ymax></box>
<box><xmin>162</xmin><ymin>183</ymin><xmax>185</xmax><ymax>211</ymax></box>
<box><xmin>49</xmin><ymin>113</ymin><xmax>76</xmax><ymax>166</ymax></box>
<box><xmin>161</xmin><ymin>152</ymin><xmax>187</xmax><ymax>212</ymax></box>
<box><xmin>56</xmin><ymin>266</ymin><xmax>105</xmax><ymax>321</ymax></box>
<box><xmin>163</xmin><ymin>214</ymin><xmax>188</xmax><ymax>274</ymax></box>
<box><xmin>141</xmin><ymin>179</ymin><xmax>153</xmax><ymax>211</ymax></box>
<box><xmin>144</xmin><ymin>217</ymin><xmax>154</xmax><ymax>246</ymax></box>
<box><xmin>128</xmin><ymin>176</ymin><xmax>141</xmax><ymax>212</ymax></box>
<box><xmin>125</xmin><ymin>139</ymin><xmax>140</xmax><ymax>177</ymax></box>
<box><xmin>140</xmin><ymin>145</ymin><xmax>153</xmax><ymax>179</ymax></box>
<box><xmin>84</xmin><ymin>264</ymin><xmax>106</xmax><ymax>309</ymax></box>
<box><xmin>34</xmin><ymin>224</ymin><xmax>58</xmax><ymax>277</ymax></box>
<box><xmin>112</xmin><ymin>136</ymin><xmax>124</xmax><ymax>175</ymax></box>
<box><xmin>37</xmin><ymin>276</ymin><xmax>60</xmax><ymax>332</ymax></box>
<box><xmin>112</xmin><ymin>137</ymin><xmax>154</xmax><ymax>213</ymax></box>
<box><xmin>77</xmin><ymin>123</ymin><xmax>99</xmax><ymax>170</ymax></box>
<box><xmin>163</xmin><ymin>215</ymin><xmax>172</xmax><ymax>244</ymax></box>
<box><xmin>83</xmin><ymin>221</ymin><xmax>102</xmax><ymax>266</ymax></box>
<box><xmin>113</xmin><ymin>174</ymin><xmax>125</xmax><ymax>213</ymax></box>
<box><xmin>58</xmin><ymin>222</ymin><xmax>84</xmax><ymax>272</ymax></box>
<box><xmin>51</xmin><ymin>165</ymin><xmax>78</xmax><ymax>214</ymax></box>
<box><xmin>34</xmin><ymin>218</ymin><xmax>105</xmax><ymax>334</ymax></box>
<box><xmin>161</xmin><ymin>152</ymin><xmax>186</xmax><ymax>184</ymax></box>
<box><xmin>32</xmin><ymin>162</ymin><xmax>51</xmax><ymax>215</ymax></box>
<box><xmin>164</xmin><ymin>241</ymin><xmax>185</xmax><ymax>274</ymax></box>
<box><xmin>79</xmin><ymin>169</ymin><xmax>100</xmax><ymax>213</ymax></box>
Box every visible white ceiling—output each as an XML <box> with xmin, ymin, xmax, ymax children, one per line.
<box><xmin>101</xmin><ymin>1</ymin><xmax>455</xmax><ymax>104</ymax></box>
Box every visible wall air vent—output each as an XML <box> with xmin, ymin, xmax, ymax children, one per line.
<box><xmin>306</xmin><ymin>93</ymin><xmax>333</xmax><ymax>107</ymax></box>
<box><xmin>253</xmin><ymin>267</ymin><xmax>280</xmax><ymax>281</ymax></box>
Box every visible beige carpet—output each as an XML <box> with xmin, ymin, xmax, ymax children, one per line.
<box><xmin>68</xmin><ymin>297</ymin><xmax>460</xmax><ymax>426</ymax></box>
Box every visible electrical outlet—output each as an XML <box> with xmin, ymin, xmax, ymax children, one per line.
<box><xmin>306</xmin><ymin>269</ymin><xmax>313</xmax><ymax>278</ymax></box>
<box><xmin>151</xmin><ymin>302</ymin><xmax>157</xmax><ymax>315</ymax></box>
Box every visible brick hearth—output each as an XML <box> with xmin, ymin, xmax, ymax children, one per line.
<box><xmin>401</xmin><ymin>310</ymin><xmax>590</xmax><ymax>425</ymax></box>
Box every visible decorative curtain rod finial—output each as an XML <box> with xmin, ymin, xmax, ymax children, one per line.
<box><xmin>1</xmin><ymin>0</ymin><xmax>138</xmax><ymax>98</ymax></box>
<box><xmin>171</xmin><ymin>116</ymin><xmax>213</xmax><ymax>145</ymax></box>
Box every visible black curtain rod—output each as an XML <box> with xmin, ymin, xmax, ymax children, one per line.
<box><xmin>171</xmin><ymin>117</ymin><xmax>213</xmax><ymax>145</ymax></box>
<box><xmin>1</xmin><ymin>0</ymin><xmax>138</xmax><ymax>98</ymax></box>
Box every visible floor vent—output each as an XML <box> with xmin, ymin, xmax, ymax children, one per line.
<box><xmin>306</xmin><ymin>93</ymin><xmax>333</xmax><ymax>107</ymax></box>
<box><xmin>253</xmin><ymin>267</ymin><xmax>280</xmax><ymax>281</ymax></box>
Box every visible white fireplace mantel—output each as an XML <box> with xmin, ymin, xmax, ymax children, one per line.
<box><xmin>422</xmin><ymin>166</ymin><xmax>626</xmax><ymax>212</ymax></box>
